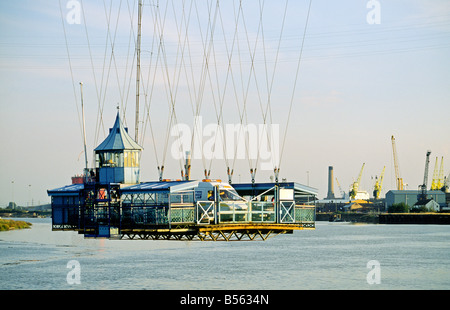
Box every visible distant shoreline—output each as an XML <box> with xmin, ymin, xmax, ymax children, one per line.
<box><xmin>0</xmin><ymin>219</ymin><xmax>32</xmax><ymax>231</ymax></box>
<box><xmin>0</xmin><ymin>209</ymin><xmax>51</xmax><ymax>219</ymax></box>
<box><xmin>316</xmin><ymin>212</ymin><xmax>450</xmax><ymax>224</ymax></box>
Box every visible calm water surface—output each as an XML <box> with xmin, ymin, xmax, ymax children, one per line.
<box><xmin>1</xmin><ymin>218</ymin><xmax>449</xmax><ymax>290</ymax></box>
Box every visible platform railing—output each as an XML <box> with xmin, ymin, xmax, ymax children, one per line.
<box><xmin>169</xmin><ymin>206</ymin><xmax>195</xmax><ymax>224</ymax></box>
<box><xmin>194</xmin><ymin>200</ymin><xmax>311</xmax><ymax>225</ymax></box>
<box><xmin>217</xmin><ymin>201</ymin><xmax>249</xmax><ymax>223</ymax></box>
<box><xmin>279</xmin><ymin>201</ymin><xmax>295</xmax><ymax>223</ymax></box>
<box><xmin>249</xmin><ymin>201</ymin><xmax>276</xmax><ymax>223</ymax></box>
<box><xmin>168</xmin><ymin>191</ymin><xmax>195</xmax><ymax>226</ymax></box>
<box><xmin>51</xmin><ymin>199</ymin><xmax>315</xmax><ymax>235</ymax></box>
<box><xmin>195</xmin><ymin>201</ymin><xmax>214</xmax><ymax>224</ymax></box>
<box><xmin>294</xmin><ymin>205</ymin><xmax>316</xmax><ymax>228</ymax></box>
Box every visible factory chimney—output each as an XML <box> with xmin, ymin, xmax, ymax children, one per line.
<box><xmin>184</xmin><ymin>151</ymin><xmax>192</xmax><ymax>181</ymax></box>
<box><xmin>327</xmin><ymin>166</ymin><xmax>335</xmax><ymax>199</ymax></box>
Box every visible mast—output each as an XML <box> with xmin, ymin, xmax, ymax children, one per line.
<box><xmin>80</xmin><ymin>82</ymin><xmax>89</xmax><ymax>183</ymax></box>
<box><xmin>135</xmin><ymin>0</ymin><xmax>143</xmax><ymax>143</ymax></box>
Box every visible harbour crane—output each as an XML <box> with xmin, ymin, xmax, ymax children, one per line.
<box><xmin>391</xmin><ymin>136</ymin><xmax>404</xmax><ymax>190</ymax></box>
<box><xmin>431</xmin><ymin>157</ymin><xmax>440</xmax><ymax>190</ymax></box>
<box><xmin>437</xmin><ymin>157</ymin><xmax>444</xmax><ymax>190</ymax></box>
<box><xmin>373</xmin><ymin>166</ymin><xmax>385</xmax><ymax>200</ymax></box>
<box><xmin>350</xmin><ymin>163</ymin><xmax>365</xmax><ymax>200</ymax></box>
<box><xmin>418</xmin><ymin>150</ymin><xmax>431</xmax><ymax>202</ymax></box>
<box><xmin>335</xmin><ymin>177</ymin><xmax>345</xmax><ymax>198</ymax></box>
<box><xmin>444</xmin><ymin>172</ymin><xmax>450</xmax><ymax>193</ymax></box>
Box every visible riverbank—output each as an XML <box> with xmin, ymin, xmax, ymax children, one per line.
<box><xmin>316</xmin><ymin>212</ymin><xmax>450</xmax><ymax>224</ymax></box>
<box><xmin>316</xmin><ymin>212</ymin><xmax>379</xmax><ymax>223</ymax></box>
<box><xmin>0</xmin><ymin>209</ymin><xmax>50</xmax><ymax>219</ymax></box>
<box><xmin>0</xmin><ymin>219</ymin><xmax>32</xmax><ymax>231</ymax></box>
<box><xmin>379</xmin><ymin>213</ymin><xmax>450</xmax><ymax>224</ymax></box>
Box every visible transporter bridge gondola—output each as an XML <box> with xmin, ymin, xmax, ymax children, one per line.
<box><xmin>48</xmin><ymin>179</ymin><xmax>316</xmax><ymax>241</ymax></box>
<box><xmin>50</xmin><ymin>1</ymin><xmax>317</xmax><ymax>241</ymax></box>
<box><xmin>48</xmin><ymin>113</ymin><xmax>316</xmax><ymax>241</ymax></box>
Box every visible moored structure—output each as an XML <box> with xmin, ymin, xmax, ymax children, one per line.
<box><xmin>50</xmin><ymin>1</ymin><xmax>318</xmax><ymax>240</ymax></box>
<box><xmin>48</xmin><ymin>114</ymin><xmax>317</xmax><ymax>241</ymax></box>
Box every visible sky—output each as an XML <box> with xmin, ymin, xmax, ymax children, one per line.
<box><xmin>1</xmin><ymin>0</ymin><xmax>449</xmax><ymax>207</ymax></box>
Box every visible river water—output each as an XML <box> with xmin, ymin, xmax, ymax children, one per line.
<box><xmin>1</xmin><ymin>218</ymin><xmax>449</xmax><ymax>290</ymax></box>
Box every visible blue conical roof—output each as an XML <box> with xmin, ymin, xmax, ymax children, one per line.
<box><xmin>94</xmin><ymin>112</ymin><xmax>143</xmax><ymax>151</ymax></box>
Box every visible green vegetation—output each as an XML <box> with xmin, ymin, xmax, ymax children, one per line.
<box><xmin>388</xmin><ymin>202</ymin><xmax>410</xmax><ymax>213</ymax></box>
<box><xmin>388</xmin><ymin>202</ymin><xmax>440</xmax><ymax>214</ymax></box>
<box><xmin>0</xmin><ymin>219</ymin><xmax>32</xmax><ymax>231</ymax></box>
<box><xmin>410</xmin><ymin>205</ymin><xmax>436</xmax><ymax>213</ymax></box>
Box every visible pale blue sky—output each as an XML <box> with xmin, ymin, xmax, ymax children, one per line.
<box><xmin>1</xmin><ymin>0</ymin><xmax>449</xmax><ymax>206</ymax></box>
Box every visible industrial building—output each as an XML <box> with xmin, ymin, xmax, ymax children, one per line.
<box><xmin>385</xmin><ymin>190</ymin><xmax>446</xmax><ymax>210</ymax></box>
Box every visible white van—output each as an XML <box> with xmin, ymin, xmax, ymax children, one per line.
<box><xmin>194</xmin><ymin>180</ymin><xmax>248</xmax><ymax>211</ymax></box>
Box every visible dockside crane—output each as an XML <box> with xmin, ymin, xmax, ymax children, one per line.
<box><xmin>430</xmin><ymin>156</ymin><xmax>445</xmax><ymax>190</ymax></box>
<box><xmin>350</xmin><ymin>163</ymin><xmax>365</xmax><ymax>200</ymax></box>
<box><xmin>418</xmin><ymin>150</ymin><xmax>431</xmax><ymax>202</ymax></box>
<box><xmin>373</xmin><ymin>166</ymin><xmax>385</xmax><ymax>200</ymax></box>
<box><xmin>431</xmin><ymin>157</ymin><xmax>439</xmax><ymax>190</ymax></box>
<box><xmin>391</xmin><ymin>136</ymin><xmax>404</xmax><ymax>190</ymax></box>
<box><xmin>444</xmin><ymin>172</ymin><xmax>450</xmax><ymax>193</ymax></box>
<box><xmin>335</xmin><ymin>177</ymin><xmax>346</xmax><ymax>199</ymax></box>
<box><xmin>437</xmin><ymin>157</ymin><xmax>444</xmax><ymax>191</ymax></box>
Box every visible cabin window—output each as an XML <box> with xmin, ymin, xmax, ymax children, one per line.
<box><xmin>124</xmin><ymin>152</ymin><xmax>129</xmax><ymax>167</ymax></box>
<box><xmin>124</xmin><ymin>151</ymin><xmax>140</xmax><ymax>167</ymax></box>
<box><xmin>96</xmin><ymin>152</ymin><xmax>124</xmax><ymax>168</ymax></box>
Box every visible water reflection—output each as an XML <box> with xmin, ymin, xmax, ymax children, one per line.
<box><xmin>1</xmin><ymin>218</ymin><xmax>450</xmax><ymax>289</ymax></box>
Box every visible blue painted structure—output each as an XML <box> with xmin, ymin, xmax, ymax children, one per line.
<box><xmin>94</xmin><ymin>112</ymin><xmax>143</xmax><ymax>184</ymax></box>
<box><xmin>47</xmin><ymin>114</ymin><xmax>317</xmax><ymax>240</ymax></box>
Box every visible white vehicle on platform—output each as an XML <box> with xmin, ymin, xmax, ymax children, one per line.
<box><xmin>195</xmin><ymin>180</ymin><xmax>248</xmax><ymax>211</ymax></box>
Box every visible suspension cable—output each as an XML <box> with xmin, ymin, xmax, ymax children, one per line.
<box><xmin>255</xmin><ymin>0</ymin><xmax>289</xmax><ymax>174</ymax></box>
<box><xmin>58</xmin><ymin>0</ymin><xmax>83</xmax><ymax>146</ymax></box>
<box><xmin>279</xmin><ymin>0</ymin><xmax>313</xmax><ymax>170</ymax></box>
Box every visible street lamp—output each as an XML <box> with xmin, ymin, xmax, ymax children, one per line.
<box><xmin>11</xmin><ymin>181</ymin><xmax>14</xmax><ymax>203</ymax></box>
<box><xmin>28</xmin><ymin>184</ymin><xmax>31</xmax><ymax>207</ymax></box>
